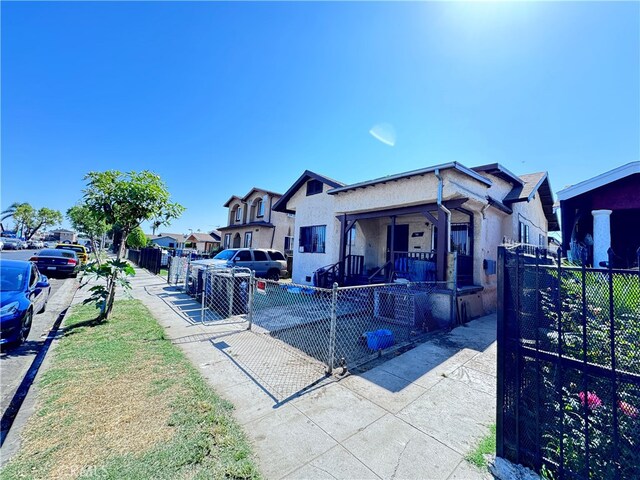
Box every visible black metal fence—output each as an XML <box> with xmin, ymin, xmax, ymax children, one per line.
<box><xmin>127</xmin><ymin>247</ymin><xmax>162</xmax><ymax>275</ymax></box>
<box><xmin>497</xmin><ymin>245</ymin><xmax>640</xmax><ymax>480</ymax></box>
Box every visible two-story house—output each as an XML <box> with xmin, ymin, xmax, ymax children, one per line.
<box><xmin>218</xmin><ymin>188</ymin><xmax>295</xmax><ymax>255</ymax></box>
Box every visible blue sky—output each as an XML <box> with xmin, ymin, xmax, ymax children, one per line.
<box><xmin>2</xmin><ymin>1</ymin><xmax>638</xmax><ymax>235</ymax></box>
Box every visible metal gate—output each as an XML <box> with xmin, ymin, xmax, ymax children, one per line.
<box><xmin>167</xmin><ymin>255</ymin><xmax>190</xmax><ymax>286</ymax></box>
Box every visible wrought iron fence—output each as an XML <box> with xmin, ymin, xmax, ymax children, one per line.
<box><xmin>127</xmin><ymin>247</ymin><xmax>162</xmax><ymax>274</ymax></box>
<box><xmin>497</xmin><ymin>246</ymin><xmax>640</xmax><ymax>480</ymax></box>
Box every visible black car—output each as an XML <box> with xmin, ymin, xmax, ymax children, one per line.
<box><xmin>30</xmin><ymin>248</ymin><xmax>80</xmax><ymax>278</ymax></box>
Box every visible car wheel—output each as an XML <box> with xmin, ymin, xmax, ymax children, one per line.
<box><xmin>267</xmin><ymin>269</ymin><xmax>280</xmax><ymax>281</ymax></box>
<box><xmin>19</xmin><ymin>309</ymin><xmax>33</xmax><ymax>344</ymax></box>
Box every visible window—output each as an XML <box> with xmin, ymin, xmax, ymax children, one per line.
<box><xmin>284</xmin><ymin>236</ymin><xmax>294</xmax><ymax>252</ymax></box>
<box><xmin>347</xmin><ymin>228</ymin><xmax>356</xmax><ymax>247</ymax></box>
<box><xmin>235</xmin><ymin>207</ymin><xmax>243</xmax><ymax>222</ymax></box>
<box><xmin>244</xmin><ymin>232</ymin><xmax>252</xmax><ymax>248</ymax></box>
<box><xmin>253</xmin><ymin>250</ymin><xmax>268</xmax><ymax>261</ymax></box>
<box><xmin>299</xmin><ymin>225</ymin><xmax>326</xmax><ymax>253</ymax></box>
<box><xmin>450</xmin><ymin>224</ymin><xmax>470</xmax><ymax>255</ymax></box>
<box><xmin>256</xmin><ymin>195</ymin><xmax>267</xmax><ymax>218</ymax></box>
<box><xmin>268</xmin><ymin>250</ymin><xmax>286</xmax><ymax>261</ymax></box>
<box><xmin>306</xmin><ymin>179</ymin><xmax>323</xmax><ymax>196</ymax></box>
<box><xmin>224</xmin><ymin>234</ymin><xmax>231</xmax><ymax>249</ymax></box>
<box><xmin>236</xmin><ymin>250</ymin><xmax>252</xmax><ymax>261</ymax></box>
<box><xmin>519</xmin><ymin>221</ymin><xmax>530</xmax><ymax>244</ymax></box>
<box><xmin>539</xmin><ymin>234</ymin><xmax>546</xmax><ymax>247</ymax></box>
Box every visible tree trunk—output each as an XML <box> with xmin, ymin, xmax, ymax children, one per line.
<box><xmin>103</xmin><ymin>230</ymin><xmax>128</xmax><ymax>319</ymax></box>
<box><xmin>90</xmin><ymin>236</ymin><xmax>101</xmax><ymax>266</ymax></box>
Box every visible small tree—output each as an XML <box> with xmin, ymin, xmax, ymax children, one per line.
<box><xmin>83</xmin><ymin>170</ymin><xmax>184</xmax><ymax>318</ymax></box>
<box><xmin>126</xmin><ymin>226</ymin><xmax>148</xmax><ymax>249</ymax></box>
<box><xmin>67</xmin><ymin>205</ymin><xmax>109</xmax><ymax>264</ymax></box>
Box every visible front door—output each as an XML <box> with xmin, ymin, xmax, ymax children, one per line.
<box><xmin>386</xmin><ymin>224</ymin><xmax>409</xmax><ymax>261</ymax></box>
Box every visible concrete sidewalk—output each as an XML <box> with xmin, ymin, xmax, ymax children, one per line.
<box><xmin>124</xmin><ymin>267</ymin><xmax>496</xmax><ymax>480</ymax></box>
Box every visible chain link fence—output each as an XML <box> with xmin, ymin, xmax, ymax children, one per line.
<box><xmin>167</xmin><ymin>255</ymin><xmax>190</xmax><ymax>286</ymax></box>
<box><xmin>497</xmin><ymin>245</ymin><xmax>640</xmax><ymax>480</ymax></box>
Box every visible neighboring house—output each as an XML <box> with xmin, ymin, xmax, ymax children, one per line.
<box><xmin>218</xmin><ymin>188</ymin><xmax>295</xmax><ymax>254</ymax></box>
<box><xmin>49</xmin><ymin>229</ymin><xmax>77</xmax><ymax>244</ymax></box>
<box><xmin>185</xmin><ymin>232</ymin><xmax>221</xmax><ymax>253</ymax></box>
<box><xmin>557</xmin><ymin>161</ymin><xmax>640</xmax><ymax>268</ymax></box>
<box><xmin>273</xmin><ymin>163</ymin><xmax>559</xmax><ymax>313</ymax></box>
<box><xmin>146</xmin><ymin>233</ymin><xmax>187</xmax><ymax>249</ymax></box>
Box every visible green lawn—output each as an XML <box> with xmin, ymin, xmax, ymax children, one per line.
<box><xmin>2</xmin><ymin>300</ymin><xmax>260</xmax><ymax>480</ymax></box>
<box><xmin>465</xmin><ymin>424</ymin><xmax>496</xmax><ymax>469</ymax></box>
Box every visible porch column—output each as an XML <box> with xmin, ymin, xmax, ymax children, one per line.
<box><xmin>436</xmin><ymin>205</ymin><xmax>449</xmax><ymax>282</ymax></box>
<box><xmin>389</xmin><ymin>216</ymin><xmax>396</xmax><ymax>281</ymax></box>
<box><xmin>592</xmin><ymin>209</ymin><xmax>612</xmax><ymax>268</ymax></box>
<box><xmin>338</xmin><ymin>215</ymin><xmax>347</xmax><ymax>282</ymax></box>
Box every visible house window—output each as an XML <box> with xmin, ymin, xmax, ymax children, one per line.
<box><xmin>256</xmin><ymin>199</ymin><xmax>265</xmax><ymax>218</ymax></box>
<box><xmin>306</xmin><ymin>179</ymin><xmax>323</xmax><ymax>196</ymax></box>
<box><xmin>224</xmin><ymin>234</ymin><xmax>231</xmax><ymax>249</ymax></box>
<box><xmin>284</xmin><ymin>236</ymin><xmax>294</xmax><ymax>252</ymax></box>
<box><xmin>519</xmin><ymin>222</ymin><xmax>530</xmax><ymax>244</ymax></box>
<box><xmin>299</xmin><ymin>225</ymin><xmax>326</xmax><ymax>253</ymax></box>
<box><xmin>450</xmin><ymin>224</ymin><xmax>470</xmax><ymax>255</ymax></box>
<box><xmin>235</xmin><ymin>207</ymin><xmax>243</xmax><ymax>222</ymax></box>
<box><xmin>244</xmin><ymin>232</ymin><xmax>252</xmax><ymax>248</ymax></box>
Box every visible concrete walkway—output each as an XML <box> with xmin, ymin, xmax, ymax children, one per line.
<box><xmin>118</xmin><ymin>267</ymin><xmax>496</xmax><ymax>480</ymax></box>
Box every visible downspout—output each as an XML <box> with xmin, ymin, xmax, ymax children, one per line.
<box><xmin>435</xmin><ymin>169</ymin><xmax>456</xmax><ymax>326</ymax></box>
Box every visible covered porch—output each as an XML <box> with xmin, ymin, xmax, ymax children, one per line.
<box><xmin>315</xmin><ymin>198</ymin><xmax>478</xmax><ymax>288</ymax></box>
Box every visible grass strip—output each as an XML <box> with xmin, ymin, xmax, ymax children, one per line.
<box><xmin>465</xmin><ymin>423</ymin><xmax>496</xmax><ymax>469</ymax></box>
<box><xmin>2</xmin><ymin>300</ymin><xmax>260</xmax><ymax>480</ymax></box>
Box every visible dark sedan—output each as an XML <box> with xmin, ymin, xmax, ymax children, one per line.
<box><xmin>30</xmin><ymin>248</ymin><xmax>80</xmax><ymax>278</ymax></box>
<box><xmin>0</xmin><ymin>259</ymin><xmax>51</xmax><ymax>346</ymax></box>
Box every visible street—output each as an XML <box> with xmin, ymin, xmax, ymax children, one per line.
<box><xmin>0</xmin><ymin>248</ymin><xmax>78</xmax><ymax>447</ymax></box>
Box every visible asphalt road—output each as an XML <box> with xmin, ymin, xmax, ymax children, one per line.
<box><xmin>0</xmin><ymin>249</ymin><xmax>77</xmax><ymax>430</ymax></box>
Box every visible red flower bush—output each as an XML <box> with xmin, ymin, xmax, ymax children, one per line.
<box><xmin>578</xmin><ymin>391</ymin><xmax>603</xmax><ymax>409</ymax></box>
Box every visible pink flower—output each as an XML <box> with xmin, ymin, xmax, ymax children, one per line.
<box><xmin>579</xmin><ymin>391</ymin><xmax>602</xmax><ymax>409</ymax></box>
<box><xmin>618</xmin><ymin>401</ymin><xmax>639</xmax><ymax>418</ymax></box>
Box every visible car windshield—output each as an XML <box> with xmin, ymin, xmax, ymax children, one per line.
<box><xmin>0</xmin><ymin>266</ymin><xmax>27</xmax><ymax>292</ymax></box>
<box><xmin>214</xmin><ymin>250</ymin><xmax>237</xmax><ymax>260</ymax></box>
<box><xmin>57</xmin><ymin>245</ymin><xmax>83</xmax><ymax>253</ymax></box>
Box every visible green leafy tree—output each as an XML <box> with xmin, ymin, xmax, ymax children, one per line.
<box><xmin>12</xmin><ymin>204</ymin><xmax>62</xmax><ymax>240</ymax></box>
<box><xmin>67</xmin><ymin>205</ymin><xmax>109</xmax><ymax>264</ymax></box>
<box><xmin>126</xmin><ymin>226</ymin><xmax>148</xmax><ymax>249</ymax></box>
<box><xmin>1</xmin><ymin>202</ymin><xmax>28</xmax><ymax>230</ymax></box>
<box><xmin>82</xmin><ymin>170</ymin><xmax>184</xmax><ymax>318</ymax></box>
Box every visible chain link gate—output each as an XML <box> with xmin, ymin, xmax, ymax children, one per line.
<box><xmin>167</xmin><ymin>255</ymin><xmax>190</xmax><ymax>286</ymax></box>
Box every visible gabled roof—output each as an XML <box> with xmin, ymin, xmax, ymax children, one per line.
<box><xmin>241</xmin><ymin>187</ymin><xmax>282</xmax><ymax>202</ymax></box>
<box><xmin>223</xmin><ymin>195</ymin><xmax>242</xmax><ymax>208</ymax></box>
<box><xmin>272</xmin><ymin>170</ymin><xmax>345</xmax><ymax>214</ymax></box>
<box><xmin>186</xmin><ymin>232</ymin><xmax>218</xmax><ymax>242</ymax></box>
<box><xmin>556</xmin><ymin>161</ymin><xmax>640</xmax><ymax>201</ymax></box>
<box><xmin>472</xmin><ymin>163</ymin><xmax>523</xmax><ymax>186</ymax></box>
<box><xmin>151</xmin><ymin>232</ymin><xmax>186</xmax><ymax>241</ymax></box>
<box><xmin>327</xmin><ymin>162</ymin><xmax>492</xmax><ymax>195</ymax></box>
<box><xmin>209</xmin><ymin>230</ymin><xmax>221</xmax><ymax>241</ymax></box>
<box><xmin>503</xmin><ymin>172</ymin><xmax>559</xmax><ymax>231</ymax></box>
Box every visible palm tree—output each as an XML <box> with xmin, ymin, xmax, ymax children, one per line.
<box><xmin>151</xmin><ymin>219</ymin><xmax>162</xmax><ymax>235</ymax></box>
<box><xmin>1</xmin><ymin>202</ymin><xmax>27</xmax><ymax>230</ymax></box>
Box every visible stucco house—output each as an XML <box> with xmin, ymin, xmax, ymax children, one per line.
<box><xmin>273</xmin><ymin>162</ymin><xmax>559</xmax><ymax>313</ymax></box>
<box><xmin>218</xmin><ymin>188</ymin><xmax>295</xmax><ymax>254</ymax></box>
<box><xmin>48</xmin><ymin>228</ymin><xmax>77</xmax><ymax>244</ymax></box>
<box><xmin>557</xmin><ymin>161</ymin><xmax>639</xmax><ymax>268</ymax></box>
<box><xmin>185</xmin><ymin>231</ymin><xmax>221</xmax><ymax>254</ymax></box>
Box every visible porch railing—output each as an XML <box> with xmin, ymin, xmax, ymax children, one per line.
<box><xmin>314</xmin><ymin>254</ymin><xmax>364</xmax><ymax>288</ymax></box>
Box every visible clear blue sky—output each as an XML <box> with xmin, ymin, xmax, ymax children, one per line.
<box><xmin>2</xmin><ymin>1</ymin><xmax>638</xmax><ymax>235</ymax></box>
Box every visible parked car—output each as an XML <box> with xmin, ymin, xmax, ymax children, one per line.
<box><xmin>30</xmin><ymin>249</ymin><xmax>80</xmax><ymax>278</ymax></box>
<box><xmin>0</xmin><ymin>240</ymin><xmax>4</xmax><ymax>251</ymax></box>
<box><xmin>2</xmin><ymin>238</ymin><xmax>24</xmax><ymax>250</ymax></box>
<box><xmin>192</xmin><ymin>248</ymin><xmax>288</xmax><ymax>280</ymax></box>
<box><xmin>27</xmin><ymin>240</ymin><xmax>44</xmax><ymax>249</ymax></box>
<box><xmin>0</xmin><ymin>259</ymin><xmax>50</xmax><ymax>346</ymax></box>
<box><xmin>55</xmin><ymin>243</ymin><xmax>88</xmax><ymax>264</ymax></box>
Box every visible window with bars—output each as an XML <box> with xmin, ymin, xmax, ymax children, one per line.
<box><xmin>519</xmin><ymin>221</ymin><xmax>530</xmax><ymax>244</ymax></box>
<box><xmin>299</xmin><ymin>225</ymin><xmax>326</xmax><ymax>253</ymax></box>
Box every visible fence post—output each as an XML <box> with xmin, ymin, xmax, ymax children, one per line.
<box><xmin>228</xmin><ymin>268</ymin><xmax>235</xmax><ymax>318</ymax></box>
<box><xmin>607</xmin><ymin>248</ymin><xmax>619</xmax><ymax>479</ymax></box>
<box><xmin>327</xmin><ymin>282</ymin><xmax>338</xmax><ymax>375</ymax></box>
<box><xmin>247</xmin><ymin>271</ymin><xmax>254</xmax><ymax>331</ymax></box>
<box><xmin>555</xmin><ymin>248</ymin><xmax>565</xmax><ymax>474</ymax></box>
<box><xmin>496</xmin><ymin>246</ymin><xmax>505</xmax><ymax>458</ymax></box>
<box><xmin>514</xmin><ymin>246</ymin><xmax>522</xmax><ymax>464</ymax></box>
<box><xmin>200</xmin><ymin>268</ymin><xmax>206</xmax><ymax>324</ymax></box>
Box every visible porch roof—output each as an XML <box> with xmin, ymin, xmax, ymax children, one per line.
<box><xmin>326</xmin><ymin>162</ymin><xmax>492</xmax><ymax>195</ymax></box>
